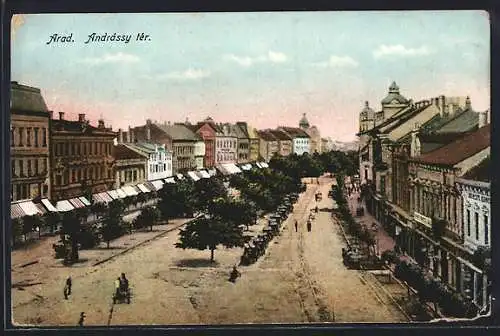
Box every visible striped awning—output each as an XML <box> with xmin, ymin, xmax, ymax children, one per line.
<box><xmin>188</xmin><ymin>171</ymin><xmax>200</xmax><ymax>181</ymax></box>
<box><xmin>122</xmin><ymin>185</ymin><xmax>139</xmax><ymax>196</ymax></box>
<box><xmin>137</xmin><ymin>184</ymin><xmax>151</xmax><ymax>193</ymax></box>
<box><xmin>11</xmin><ymin>203</ymin><xmax>25</xmax><ymax>219</ymax></box>
<box><xmin>164</xmin><ymin>177</ymin><xmax>176</xmax><ymax>184</ymax></box>
<box><xmin>147</xmin><ymin>180</ymin><xmax>164</xmax><ymax>191</ymax></box>
<box><xmin>256</xmin><ymin>162</ymin><xmax>262</xmax><ymax>168</ymax></box>
<box><xmin>79</xmin><ymin>196</ymin><xmax>91</xmax><ymax>206</ymax></box>
<box><xmin>69</xmin><ymin>198</ymin><xmax>86</xmax><ymax>208</ymax></box>
<box><xmin>107</xmin><ymin>190</ymin><xmax>120</xmax><ymax>199</ymax></box>
<box><xmin>41</xmin><ymin>199</ymin><xmax>58</xmax><ymax>212</ymax></box>
<box><xmin>35</xmin><ymin>203</ymin><xmax>47</xmax><ymax>215</ymax></box>
<box><xmin>116</xmin><ymin>189</ymin><xmax>128</xmax><ymax>199</ymax></box>
<box><xmin>93</xmin><ymin>192</ymin><xmax>113</xmax><ymax>204</ymax></box>
<box><xmin>56</xmin><ymin>200</ymin><xmax>75</xmax><ymax>212</ymax></box>
<box><xmin>18</xmin><ymin>201</ymin><xmax>43</xmax><ymax>216</ymax></box>
<box><xmin>198</xmin><ymin>170</ymin><xmax>211</xmax><ymax>179</ymax></box>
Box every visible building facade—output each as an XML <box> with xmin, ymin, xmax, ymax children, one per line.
<box><xmin>192</xmin><ymin>118</ymin><xmax>217</xmax><ymax>168</ymax></box>
<box><xmin>269</xmin><ymin>129</ymin><xmax>293</xmax><ymax>157</ymax></box>
<box><xmin>10</xmin><ymin>82</ymin><xmax>51</xmax><ymax>202</ymax></box>
<box><xmin>125</xmin><ymin>143</ymin><xmax>172</xmax><ymax>181</ymax></box>
<box><xmin>113</xmin><ymin>144</ymin><xmax>148</xmax><ymax>188</ymax></box>
<box><xmin>50</xmin><ymin>113</ymin><xmax>116</xmax><ymax>201</ymax></box>
<box><xmin>235</xmin><ymin>122</ymin><xmax>251</xmax><ymax>164</ymax></box>
<box><xmin>194</xmin><ymin>140</ymin><xmax>206</xmax><ymax>170</ymax></box>
<box><xmin>215</xmin><ymin>123</ymin><xmax>238</xmax><ymax>164</ymax></box>
<box><xmin>247</xmin><ymin>125</ymin><xmax>261</xmax><ymax>162</ymax></box>
<box><xmin>279</xmin><ymin>127</ymin><xmax>310</xmax><ymax>155</ymax></box>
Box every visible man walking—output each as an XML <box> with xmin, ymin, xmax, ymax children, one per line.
<box><xmin>64</xmin><ymin>276</ymin><xmax>72</xmax><ymax>299</ymax></box>
<box><xmin>78</xmin><ymin>312</ymin><xmax>86</xmax><ymax>326</ymax></box>
<box><xmin>295</xmin><ymin>220</ymin><xmax>298</xmax><ymax>232</ymax></box>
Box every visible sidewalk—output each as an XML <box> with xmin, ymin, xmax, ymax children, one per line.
<box><xmin>346</xmin><ymin>190</ymin><xmax>395</xmax><ymax>255</ymax></box>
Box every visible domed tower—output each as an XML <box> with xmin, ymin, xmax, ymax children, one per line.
<box><xmin>379</xmin><ymin>81</ymin><xmax>409</xmax><ymax>123</ymax></box>
<box><xmin>359</xmin><ymin>101</ymin><xmax>375</xmax><ymax>133</ymax></box>
<box><xmin>299</xmin><ymin>113</ymin><xmax>310</xmax><ymax>130</ymax></box>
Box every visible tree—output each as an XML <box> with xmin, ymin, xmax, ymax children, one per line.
<box><xmin>44</xmin><ymin>211</ymin><xmax>61</xmax><ymax>234</ymax></box>
<box><xmin>11</xmin><ymin>218</ymin><xmax>23</xmax><ymax>246</ymax></box>
<box><xmin>134</xmin><ymin>206</ymin><xmax>160</xmax><ymax>231</ymax></box>
<box><xmin>101</xmin><ymin>199</ymin><xmax>125</xmax><ymax>248</ymax></box>
<box><xmin>193</xmin><ymin>177</ymin><xmax>228</xmax><ymax>211</ymax></box>
<box><xmin>157</xmin><ymin>180</ymin><xmax>195</xmax><ymax>219</ymax></box>
<box><xmin>136</xmin><ymin>192</ymin><xmax>147</xmax><ymax>207</ymax></box>
<box><xmin>175</xmin><ymin>198</ymin><xmax>248</xmax><ymax>262</ymax></box>
<box><xmin>22</xmin><ymin>215</ymin><xmax>43</xmax><ymax>241</ymax></box>
<box><xmin>90</xmin><ymin>202</ymin><xmax>108</xmax><ymax>220</ymax></box>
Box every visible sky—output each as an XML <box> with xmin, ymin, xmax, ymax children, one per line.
<box><xmin>11</xmin><ymin>11</ymin><xmax>490</xmax><ymax>142</ymax></box>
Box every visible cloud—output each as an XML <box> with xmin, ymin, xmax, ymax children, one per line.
<box><xmin>164</xmin><ymin>68</ymin><xmax>211</xmax><ymax>80</ymax></box>
<box><xmin>224</xmin><ymin>51</ymin><xmax>288</xmax><ymax>67</ymax></box>
<box><xmin>312</xmin><ymin>55</ymin><xmax>359</xmax><ymax>68</ymax></box>
<box><xmin>373</xmin><ymin>44</ymin><xmax>432</xmax><ymax>59</ymax></box>
<box><xmin>80</xmin><ymin>52</ymin><xmax>140</xmax><ymax>65</ymax></box>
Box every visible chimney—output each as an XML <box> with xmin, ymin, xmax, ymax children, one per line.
<box><xmin>118</xmin><ymin>128</ymin><xmax>123</xmax><ymax>143</ymax></box>
<box><xmin>59</xmin><ymin>112</ymin><xmax>65</xmax><ymax>120</ymax></box>
<box><xmin>146</xmin><ymin>119</ymin><xmax>152</xmax><ymax>125</ymax></box>
<box><xmin>78</xmin><ymin>113</ymin><xmax>86</xmax><ymax>122</ymax></box>
<box><xmin>98</xmin><ymin>119</ymin><xmax>105</xmax><ymax>128</ymax></box>
<box><xmin>478</xmin><ymin>111</ymin><xmax>488</xmax><ymax>128</ymax></box>
<box><xmin>127</xmin><ymin>126</ymin><xmax>132</xmax><ymax>143</ymax></box>
<box><xmin>147</xmin><ymin>125</ymin><xmax>151</xmax><ymax>141</ymax></box>
<box><xmin>439</xmin><ymin>95</ymin><xmax>445</xmax><ymax>116</ymax></box>
<box><xmin>48</xmin><ymin>111</ymin><xmax>54</xmax><ymax>119</ymax></box>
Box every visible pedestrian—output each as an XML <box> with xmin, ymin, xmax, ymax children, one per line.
<box><xmin>307</xmin><ymin>221</ymin><xmax>312</xmax><ymax>232</ymax></box>
<box><xmin>114</xmin><ymin>277</ymin><xmax>121</xmax><ymax>297</ymax></box>
<box><xmin>78</xmin><ymin>312</ymin><xmax>86</xmax><ymax>326</ymax></box>
<box><xmin>295</xmin><ymin>220</ymin><xmax>298</xmax><ymax>232</ymax></box>
<box><xmin>66</xmin><ymin>276</ymin><xmax>72</xmax><ymax>295</ymax></box>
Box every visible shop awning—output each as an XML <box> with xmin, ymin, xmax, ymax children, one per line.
<box><xmin>216</xmin><ymin>164</ymin><xmax>231</xmax><ymax>176</ymax></box>
<box><xmin>56</xmin><ymin>200</ymin><xmax>75</xmax><ymax>212</ymax></box>
<box><xmin>68</xmin><ymin>198</ymin><xmax>86</xmax><ymax>209</ymax></box>
<box><xmin>79</xmin><ymin>196</ymin><xmax>91</xmax><ymax>206</ymax></box>
<box><xmin>176</xmin><ymin>174</ymin><xmax>184</xmax><ymax>180</ymax></box>
<box><xmin>164</xmin><ymin>177</ymin><xmax>176</xmax><ymax>184</ymax></box>
<box><xmin>224</xmin><ymin>163</ymin><xmax>242</xmax><ymax>174</ymax></box>
<box><xmin>107</xmin><ymin>190</ymin><xmax>120</xmax><ymax>199</ymax></box>
<box><xmin>256</xmin><ymin>162</ymin><xmax>262</xmax><ymax>168</ymax></box>
<box><xmin>18</xmin><ymin>200</ymin><xmax>43</xmax><ymax>216</ymax></box>
<box><xmin>198</xmin><ymin>170</ymin><xmax>211</xmax><ymax>179</ymax></box>
<box><xmin>187</xmin><ymin>171</ymin><xmax>200</xmax><ymax>181</ymax></box>
<box><xmin>150</xmin><ymin>180</ymin><xmax>164</xmax><ymax>191</ymax></box>
<box><xmin>93</xmin><ymin>193</ymin><xmax>109</xmax><ymax>204</ymax></box>
<box><xmin>41</xmin><ymin>198</ymin><xmax>58</xmax><ymax>212</ymax></box>
<box><xmin>208</xmin><ymin>168</ymin><xmax>217</xmax><ymax>176</ymax></box>
<box><xmin>260</xmin><ymin>162</ymin><xmax>269</xmax><ymax>168</ymax></box>
<box><xmin>122</xmin><ymin>185</ymin><xmax>139</xmax><ymax>197</ymax></box>
<box><xmin>116</xmin><ymin>188</ymin><xmax>128</xmax><ymax>199</ymax></box>
<box><xmin>137</xmin><ymin>184</ymin><xmax>151</xmax><ymax>193</ymax></box>
<box><xmin>11</xmin><ymin>203</ymin><xmax>25</xmax><ymax>219</ymax></box>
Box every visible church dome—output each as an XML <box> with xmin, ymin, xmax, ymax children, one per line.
<box><xmin>360</xmin><ymin>101</ymin><xmax>375</xmax><ymax>120</ymax></box>
<box><xmin>381</xmin><ymin>81</ymin><xmax>409</xmax><ymax>105</ymax></box>
<box><xmin>299</xmin><ymin>113</ymin><xmax>310</xmax><ymax>129</ymax></box>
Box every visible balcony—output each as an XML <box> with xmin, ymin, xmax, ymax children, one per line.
<box><xmin>413</xmin><ymin>211</ymin><xmax>432</xmax><ymax>229</ymax></box>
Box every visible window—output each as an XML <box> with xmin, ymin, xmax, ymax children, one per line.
<box><xmin>34</xmin><ymin>159</ymin><xmax>39</xmax><ymax>175</ymax></box>
<box><xmin>467</xmin><ymin>210</ymin><xmax>471</xmax><ymax>236</ymax></box>
<box><xmin>41</xmin><ymin>158</ymin><xmax>46</xmax><ymax>173</ymax></box>
<box><xmin>11</xmin><ymin>127</ymin><xmax>15</xmax><ymax>146</ymax></box>
<box><xmin>475</xmin><ymin>212</ymin><xmax>479</xmax><ymax>240</ymax></box>
<box><xmin>42</xmin><ymin>128</ymin><xmax>47</xmax><ymax>147</ymax></box>
<box><xmin>18</xmin><ymin>127</ymin><xmax>24</xmax><ymax>146</ymax></box>
<box><xmin>34</xmin><ymin>128</ymin><xmax>39</xmax><ymax>147</ymax></box>
<box><xmin>27</xmin><ymin>159</ymin><xmax>32</xmax><ymax>176</ymax></box>
<box><xmin>27</xmin><ymin>128</ymin><xmax>32</xmax><ymax>146</ymax></box>
<box><xmin>485</xmin><ymin>214</ymin><xmax>489</xmax><ymax>244</ymax></box>
<box><xmin>11</xmin><ymin>160</ymin><xmax>15</xmax><ymax>177</ymax></box>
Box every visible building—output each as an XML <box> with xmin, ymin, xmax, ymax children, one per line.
<box><xmin>268</xmin><ymin>129</ymin><xmax>293</xmax><ymax>157</ymax></box>
<box><xmin>403</xmin><ymin>124</ymin><xmax>490</xmax><ymax>306</ymax></box>
<box><xmin>215</xmin><ymin>123</ymin><xmax>238</xmax><ymax>164</ymax></box>
<box><xmin>235</xmin><ymin>122</ymin><xmax>251</xmax><ymax>164</ymax></box>
<box><xmin>456</xmin><ymin>156</ymin><xmax>490</xmax><ymax>308</ymax></box>
<box><xmin>246</xmin><ymin>125</ymin><xmax>261</xmax><ymax>162</ymax></box>
<box><xmin>50</xmin><ymin>113</ymin><xmax>116</xmax><ymax>201</ymax></box>
<box><xmin>155</xmin><ymin>123</ymin><xmax>201</xmax><ymax>174</ymax></box>
<box><xmin>190</xmin><ymin>117</ymin><xmax>217</xmax><ymax>168</ymax></box>
<box><xmin>194</xmin><ymin>138</ymin><xmax>206</xmax><ymax>170</ymax></box>
<box><xmin>113</xmin><ymin>144</ymin><xmax>148</xmax><ymax>188</ymax></box>
<box><xmin>299</xmin><ymin>113</ymin><xmax>322</xmax><ymax>153</ymax></box>
<box><xmin>10</xmin><ymin>82</ymin><xmax>51</xmax><ymax>202</ymax></box>
<box><xmin>129</xmin><ymin>120</ymin><xmax>173</xmax><ymax>150</ymax></box>
<box><xmin>125</xmin><ymin>142</ymin><xmax>172</xmax><ymax>181</ymax></box>
<box><xmin>279</xmin><ymin>127</ymin><xmax>310</xmax><ymax>155</ymax></box>
<box><xmin>257</xmin><ymin>130</ymin><xmax>279</xmax><ymax>162</ymax></box>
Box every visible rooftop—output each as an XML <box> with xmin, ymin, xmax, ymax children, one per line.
<box><xmin>414</xmin><ymin>124</ymin><xmax>490</xmax><ymax>166</ymax></box>
<box><xmin>155</xmin><ymin>123</ymin><xmax>201</xmax><ymax>141</ymax></box>
<box><xmin>52</xmin><ymin>118</ymin><xmax>116</xmax><ymax>136</ymax></box>
<box><xmin>461</xmin><ymin>156</ymin><xmax>490</xmax><ymax>182</ymax></box>
<box><xmin>113</xmin><ymin>144</ymin><xmax>147</xmax><ymax>160</ymax></box>
<box><xmin>11</xmin><ymin>82</ymin><xmax>49</xmax><ymax>113</ymax></box>
<box><xmin>269</xmin><ymin>129</ymin><xmax>292</xmax><ymax>141</ymax></box>
<box><xmin>257</xmin><ymin>130</ymin><xmax>278</xmax><ymax>141</ymax></box>
<box><xmin>279</xmin><ymin>126</ymin><xmax>310</xmax><ymax>138</ymax></box>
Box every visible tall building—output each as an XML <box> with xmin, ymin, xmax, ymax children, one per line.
<box><xmin>155</xmin><ymin>123</ymin><xmax>201</xmax><ymax>173</ymax></box>
<box><xmin>299</xmin><ymin>113</ymin><xmax>322</xmax><ymax>153</ymax></box>
<box><xmin>10</xmin><ymin>82</ymin><xmax>51</xmax><ymax>202</ymax></box>
<box><xmin>268</xmin><ymin>129</ymin><xmax>293</xmax><ymax>157</ymax></box>
<box><xmin>112</xmin><ymin>144</ymin><xmax>148</xmax><ymax>188</ymax></box>
<box><xmin>215</xmin><ymin>123</ymin><xmax>238</xmax><ymax>164</ymax></box>
<box><xmin>50</xmin><ymin>113</ymin><xmax>116</xmax><ymax>201</ymax></box>
<box><xmin>246</xmin><ymin>125</ymin><xmax>261</xmax><ymax>162</ymax></box>
<box><xmin>124</xmin><ymin>142</ymin><xmax>172</xmax><ymax>181</ymax></box>
<box><xmin>279</xmin><ymin>126</ymin><xmax>310</xmax><ymax>155</ymax></box>
<box><xmin>257</xmin><ymin>130</ymin><xmax>279</xmax><ymax>162</ymax></box>
<box><xmin>235</xmin><ymin>122</ymin><xmax>251</xmax><ymax>164</ymax></box>
<box><xmin>189</xmin><ymin>117</ymin><xmax>217</xmax><ymax>168</ymax></box>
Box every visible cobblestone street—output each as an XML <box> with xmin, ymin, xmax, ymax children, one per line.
<box><xmin>12</xmin><ymin>177</ymin><xmax>407</xmax><ymax>326</ymax></box>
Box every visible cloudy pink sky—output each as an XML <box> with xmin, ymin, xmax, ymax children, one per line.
<box><xmin>12</xmin><ymin>11</ymin><xmax>490</xmax><ymax>141</ymax></box>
